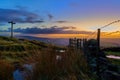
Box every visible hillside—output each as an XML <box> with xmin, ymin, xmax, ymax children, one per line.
<box><xmin>0</xmin><ymin>36</ymin><xmax>91</xmax><ymax>80</ymax></box>
<box><xmin>0</xmin><ymin>36</ymin><xmax>120</xmax><ymax>80</ymax></box>
<box><xmin>0</xmin><ymin>36</ymin><xmax>65</xmax><ymax>62</ymax></box>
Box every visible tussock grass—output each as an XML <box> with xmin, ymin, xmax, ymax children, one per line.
<box><xmin>0</xmin><ymin>47</ymin><xmax>92</xmax><ymax>80</ymax></box>
<box><xmin>23</xmin><ymin>47</ymin><xmax>91</xmax><ymax>80</ymax></box>
<box><xmin>0</xmin><ymin>36</ymin><xmax>93</xmax><ymax>80</ymax></box>
<box><xmin>0</xmin><ymin>60</ymin><xmax>14</xmax><ymax>80</ymax></box>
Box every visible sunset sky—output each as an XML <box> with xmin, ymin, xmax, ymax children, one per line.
<box><xmin>0</xmin><ymin>0</ymin><xmax>120</xmax><ymax>38</ymax></box>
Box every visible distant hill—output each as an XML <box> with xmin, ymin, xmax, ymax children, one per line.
<box><xmin>101</xmin><ymin>38</ymin><xmax>120</xmax><ymax>47</ymax></box>
<box><xmin>17</xmin><ymin>35</ymin><xmax>69</xmax><ymax>46</ymax></box>
<box><xmin>18</xmin><ymin>35</ymin><xmax>120</xmax><ymax>47</ymax></box>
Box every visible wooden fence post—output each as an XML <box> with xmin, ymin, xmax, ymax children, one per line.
<box><xmin>97</xmin><ymin>29</ymin><xmax>100</xmax><ymax>51</ymax></box>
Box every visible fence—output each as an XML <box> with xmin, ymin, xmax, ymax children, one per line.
<box><xmin>68</xmin><ymin>37</ymin><xmax>120</xmax><ymax>80</ymax></box>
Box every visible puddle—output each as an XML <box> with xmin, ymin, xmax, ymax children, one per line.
<box><xmin>107</xmin><ymin>55</ymin><xmax>120</xmax><ymax>60</ymax></box>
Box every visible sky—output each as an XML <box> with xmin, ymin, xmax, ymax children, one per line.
<box><xmin>0</xmin><ymin>0</ymin><xmax>120</xmax><ymax>38</ymax></box>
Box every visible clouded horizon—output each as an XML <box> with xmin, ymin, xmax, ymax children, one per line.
<box><xmin>0</xmin><ymin>0</ymin><xmax>120</xmax><ymax>38</ymax></box>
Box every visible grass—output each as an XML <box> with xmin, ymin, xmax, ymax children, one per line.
<box><xmin>25</xmin><ymin>48</ymin><xmax>92</xmax><ymax>80</ymax></box>
<box><xmin>105</xmin><ymin>51</ymin><xmax>120</xmax><ymax>56</ymax></box>
<box><xmin>0</xmin><ymin>60</ymin><xmax>14</xmax><ymax>80</ymax></box>
<box><xmin>108</xmin><ymin>59</ymin><xmax>120</xmax><ymax>65</ymax></box>
<box><xmin>105</xmin><ymin>51</ymin><xmax>120</xmax><ymax>65</ymax></box>
<box><xmin>0</xmin><ymin>36</ymin><xmax>94</xmax><ymax>80</ymax></box>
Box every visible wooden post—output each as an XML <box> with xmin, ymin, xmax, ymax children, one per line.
<box><xmin>69</xmin><ymin>38</ymin><xmax>72</xmax><ymax>47</ymax></box>
<box><xmin>76</xmin><ymin>39</ymin><xmax>82</xmax><ymax>49</ymax></box>
<box><xmin>97</xmin><ymin>29</ymin><xmax>100</xmax><ymax>51</ymax></box>
<box><xmin>77</xmin><ymin>39</ymin><xmax>79</xmax><ymax>49</ymax></box>
<box><xmin>97</xmin><ymin>28</ymin><xmax>101</xmax><ymax>79</ymax></box>
<box><xmin>8</xmin><ymin>21</ymin><xmax>15</xmax><ymax>38</ymax></box>
<box><xmin>79</xmin><ymin>39</ymin><xmax>82</xmax><ymax>49</ymax></box>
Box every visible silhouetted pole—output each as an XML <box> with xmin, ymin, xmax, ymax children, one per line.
<box><xmin>97</xmin><ymin>28</ymin><xmax>101</xmax><ymax>79</ymax></box>
<box><xmin>8</xmin><ymin>21</ymin><xmax>15</xmax><ymax>38</ymax></box>
<box><xmin>97</xmin><ymin>28</ymin><xmax>100</xmax><ymax>51</ymax></box>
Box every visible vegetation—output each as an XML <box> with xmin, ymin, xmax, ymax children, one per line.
<box><xmin>102</xmin><ymin>47</ymin><xmax>120</xmax><ymax>65</ymax></box>
<box><xmin>108</xmin><ymin>58</ymin><xmax>120</xmax><ymax>65</ymax></box>
<box><xmin>105</xmin><ymin>51</ymin><xmax>120</xmax><ymax>65</ymax></box>
<box><xmin>0</xmin><ymin>36</ymin><xmax>93</xmax><ymax>80</ymax></box>
<box><xmin>105</xmin><ymin>51</ymin><xmax>120</xmax><ymax>56</ymax></box>
<box><xmin>103</xmin><ymin>47</ymin><xmax>120</xmax><ymax>52</ymax></box>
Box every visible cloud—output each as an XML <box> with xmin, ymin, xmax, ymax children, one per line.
<box><xmin>59</xmin><ymin>26</ymin><xmax>76</xmax><ymax>29</ymax></box>
<box><xmin>55</xmin><ymin>21</ymin><xmax>68</xmax><ymax>23</ymax></box>
<box><xmin>106</xmin><ymin>31</ymin><xmax>120</xmax><ymax>35</ymax></box>
<box><xmin>0</xmin><ymin>23</ymin><xmax>6</xmax><ymax>26</ymax></box>
<box><xmin>11</xmin><ymin>26</ymin><xmax>91</xmax><ymax>34</ymax></box>
<box><xmin>47</xmin><ymin>13</ymin><xmax>53</xmax><ymax>21</ymax></box>
<box><xmin>0</xmin><ymin>8</ymin><xmax>44</xmax><ymax>23</ymax></box>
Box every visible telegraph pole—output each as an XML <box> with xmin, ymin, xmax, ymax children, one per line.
<box><xmin>8</xmin><ymin>21</ymin><xmax>15</xmax><ymax>38</ymax></box>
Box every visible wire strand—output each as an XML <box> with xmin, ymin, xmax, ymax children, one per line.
<box><xmin>100</xmin><ymin>20</ymin><xmax>120</xmax><ymax>29</ymax></box>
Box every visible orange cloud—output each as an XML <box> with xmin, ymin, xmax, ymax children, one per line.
<box><xmin>33</xmin><ymin>34</ymin><xmax>88</xmax><ymax>38</ymax></box>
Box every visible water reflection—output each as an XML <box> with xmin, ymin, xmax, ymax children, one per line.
<box><xmin>107</xmin><ymin>55</ymin><xmax>120</xmax><ymax>59</ymax></box>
